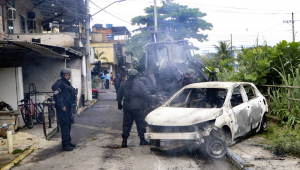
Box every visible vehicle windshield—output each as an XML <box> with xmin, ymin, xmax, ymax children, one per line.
<box><xmin>154</xmin><ymin>42</ymin><xmax>191</xmax><ymax>70</ymax></box>
<box><xmin>165</xmin><ymin>88</ymin><xmax>228</xmax><ymax>108</ymax></box>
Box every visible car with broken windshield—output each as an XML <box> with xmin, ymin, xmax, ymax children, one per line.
<box><xmin>145</xmin><ymin>82</ymin><xmax>268</xmax><ymax>159</ymax></box>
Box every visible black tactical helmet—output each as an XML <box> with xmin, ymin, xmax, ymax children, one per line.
<box><xmin>60</xmin><ymin>68</ymin><xmax>71</xmax><ymax>77</ymax></box>
<box><xmin>186</xmin><ymin>68</ymin><xmax>195</xmax><ymax>74</ymax></box>
<box><xmin>128</xmin><ymin>69</ymin><xmax>138</xmax><ymax>76</ymax></box>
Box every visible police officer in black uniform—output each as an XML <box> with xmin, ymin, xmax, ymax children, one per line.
<box><xmin>117</xmin><ymin>69</ymin><xmax>153</xmax><ymax>147</ymax></box>
<box><xmin>182</xmin><ymin>68</ymin><xmax>197</xmax><ymax>87</ymax></box>
<box><xmin>52</xmin><ymin>68</ymin><xmax>76</xmax><ymax>151</ymax></box>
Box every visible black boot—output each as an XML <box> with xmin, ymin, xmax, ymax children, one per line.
<box><xmin>70</xmin><ymin>143</ymin><xmax>76</xmax><ymax>147</ymax></box>
<box><xmin>122</xmin><ymin>137</ymin><xmax>128</xmax><ymax>148</ymax></box>
<box><xmin>139</xmin><ymin>137</ymin><xmax>150</xmax><ymax>145</ymax></box>
<box><xmin>62</xmin><ymin>145</ymin><xmax>73</xmax><ymax>151</ymax></box>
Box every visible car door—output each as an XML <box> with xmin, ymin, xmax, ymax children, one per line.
<box><xmin>231</xmin><ymin>85</ymin><xmax>251</xmax><ymax>138</ymax></box>
<box><xmin>242</xmin><ymin>84</ymin><xmax>263</xmax><ymax>129</ymax></box>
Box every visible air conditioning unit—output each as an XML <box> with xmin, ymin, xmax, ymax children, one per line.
<box><xmin>7</xmin><ymin>8</ymin><xmax>16</xmax><ymax>20</ymax></box>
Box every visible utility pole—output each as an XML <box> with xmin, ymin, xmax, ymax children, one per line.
<box><xmin>154</xmin><ymin>0</ymin><xmax>158</xmax><ymax>32</ymax></box>
<box><xmin>85</xmin><ymin>0</ymin><xmax>92</xmax><ymax>100</ymax></box>
<box><xmin>292</xmin><ymin>13</ymin><xmax>295</xmax><ymax>42</ymax></box>
<box><xmin>231</xmin><ymin>34</ymin><xmax>232</xmax><ymax>52</ymax></box>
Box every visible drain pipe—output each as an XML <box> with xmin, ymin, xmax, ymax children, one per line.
<box><xmin>2</xmin><ymin>123</ymin><xmax>14</xmax><ymax>153</ymax></box>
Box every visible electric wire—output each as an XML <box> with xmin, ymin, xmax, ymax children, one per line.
<box><xmin>90</xmin><ymin>0</ymin><xmax>132</xmax><ymax>24</ymax></box>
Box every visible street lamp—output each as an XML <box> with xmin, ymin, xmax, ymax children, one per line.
<box><xmin>92</xmin><ymin>0</ymin><xmax>126</xmax><ymax>17</ymax></box>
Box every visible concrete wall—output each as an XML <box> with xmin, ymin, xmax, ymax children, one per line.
<box><xmin>70</xmin><ymin>69</ymin><xmax>81</xmax><ymax>106</ymax></box>
<box><xmin>10</xmin><ymin>33</ymin><xmax>76</xmax><ymax>47</ymax></box>
<box><xmin>0</xmin><ymin>67</ymin><xmax>23</xmax><ymax>110</ymax></box>
<box><xmin>22</xmin><ymin>58</ymin><xmax>65</xmax><ymax>93</ymax></box>
<box><xmin>90</xmin><ymin>42</ymin><xmax>115</xmax><ymax>64</ymax></box>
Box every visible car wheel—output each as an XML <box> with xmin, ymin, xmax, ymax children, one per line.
<box><xmin>204</xmin><ymin>137</ymin><xmax>227</xmax><ymax>159</ymax></box>
<box><xmin>260</xmin><ymin>115</ymin><xmax>267</xmax><ymax>132</ymax></box>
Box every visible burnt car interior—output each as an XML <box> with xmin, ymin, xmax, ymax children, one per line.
<box><xmin>230</xmin><ymin>87</ymin><xmax>244</xmax><ymax>107</ymax></box>
<box><xmin>169</xmin><ymin>88</ymin><xmax>227</xmax><ymax>108</ymax></box>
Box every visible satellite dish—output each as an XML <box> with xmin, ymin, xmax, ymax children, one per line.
<box><xmin>28</xmin><ymin>11</ymin><xmax>36</xmax><ymax>19</ymax></box>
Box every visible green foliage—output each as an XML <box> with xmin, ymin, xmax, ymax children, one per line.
<box><xmin>126</xmin><ymin>0</ymin><xmax>213</xmax><ymax>61</ymax></box>
<box><xmin>92</xmin><ymin>77</ymin><xmax>98</xmax><ymax>89</ymax></box>
<box><xmin>214</xmin><ymin>41</ymin><xmax>233</xmax><ymax>60</ymax></box>
<box><xmin>12</xmin><ymin>148</ymin><xmax>29</xmax><ymax>154</ymax></box>
<box><xmin>259</xmin><ymin>122</ymin><xmax>300</xmax><ymax>157</ymax></box>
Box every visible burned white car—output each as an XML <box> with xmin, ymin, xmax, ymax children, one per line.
<box><xmin>145</xmin><ymin>82</ymin><xmax>268</xmax><ymax>159</ymax></box>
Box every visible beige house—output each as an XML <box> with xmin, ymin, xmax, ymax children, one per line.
<box><xmin>90</xmin><ymin>24</ymin><xmax>132</xmax><ymax>78</ymax></box>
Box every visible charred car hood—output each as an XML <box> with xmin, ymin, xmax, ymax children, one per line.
<box><xmin>145</xmin><ymin>107</ymin><xmax>222</xmax><ymax>126</ymax></box>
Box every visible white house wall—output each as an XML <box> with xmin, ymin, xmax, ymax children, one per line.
<box><xmin>22</xmin><ymin>58</ymin><xmax>65</xmax><ymax>93</ymax></box>
<box><xmin>70</xmin><ymin>69</ymin><xmax>81</xmax><ymax>107</ymax></box>
<box><xmin>12</xmin><ymin>0</ymin><xmax>43</xmax><ymax>34</ymax></box>
<box><xmin>0</xmin><ymin>68</ymin><xmax>19</xmax><ymax>110</ymax></box>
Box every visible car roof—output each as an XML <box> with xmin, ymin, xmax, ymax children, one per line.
<box><xmin>184</xmin><ymin>82</ymin><xmax>253</xmax><ymax>89</ymax></box>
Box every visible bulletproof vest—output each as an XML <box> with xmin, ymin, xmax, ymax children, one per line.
<box><xmin>61</xmin><ymin>81</ymin><xmax>76</xmax><ymax>105</ymax></box>
<box><xmin>114</xmin><ymin>78</ymin><xmax>121</xmax><ymax>86</ymax></box>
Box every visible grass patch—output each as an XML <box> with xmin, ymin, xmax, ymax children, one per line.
<box><xmin>258</xmin><ymin>122</ymin><xmax>300</xmax><ymax>157</ymax></box>
<box><xmin>12</xmin><ymin>148</ymin><xmax>29</xmax><ymax>154</ymax></box>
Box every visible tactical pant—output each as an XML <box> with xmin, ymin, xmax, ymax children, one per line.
<box><xmin>56</xmin><ymin>106</ymin><xmax>72</xmax><ymax>146</ymax></box>
<box><xmin>122</xmin><ymin>109</ymin><xmax>146</xmax><ymax>138</ymax></box>
<box><xmin>115</xmin><ymin>86</ymin><xmax>120</xmax><ymax>95</ymax></box>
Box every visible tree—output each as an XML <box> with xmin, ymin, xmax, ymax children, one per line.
<box><xmin>126</xmin><ymin>0</ymin><xmax>213</xmax><ymax>63</ymax></box>
<box><xmin>213</xmin><ymin>41</ymin><xmax>232</xmax><ymax>60</ymax></box>
<box><xmin>94</xmin><ymin>50</ymin><xmax>108</xmax><ymax>62</ymax></box>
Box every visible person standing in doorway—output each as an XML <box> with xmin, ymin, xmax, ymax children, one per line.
<box><xmin>117</xmin><ymin>69</ymin><xmax>153</xmax><ymax>147</ymax></box>
<box><xmin>100</xmin><ymin>71</ymin><xmax>105</xmax><ymax>89</ymax></box>
<box><xmin>110</xmin><ymin>72</ymin><xmax>114</xmax><ymax>85</ymax></box>
<box><xmin>105</xmin><ymin>72</ymin><xmax>110</xmax><ymax>89</ymax></box>
<box><xmin>113</xmin><ymin>73</ymin><xmax>122</xmax><ymax>99</ymax></box>
<box><xmin>52</xmin><ymin>68</ymin><xmax>76</xmax><ymax>151</ymax></box>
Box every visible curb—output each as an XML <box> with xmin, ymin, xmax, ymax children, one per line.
<box><xmin>226</xmin><ymin>149</ymin><xmax>255</xmax><ymax>170</ymax></box>
<box><xmin>78</xmin><ymin>99</ymin><xmax>97</xmax><ymax>116</ymax></box>
<box><xmin>46</xmin><ymin>127</ymin><xmax>58</xmax><ymax>141</ymax></box>
<box><xmin>0</xmin><ymin>147</ymin><xmax>35</xmax><ymax>170</ymax></box>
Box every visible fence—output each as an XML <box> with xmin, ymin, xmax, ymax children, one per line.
<box><xmin>258</xmin><ymin>85</ymin><xmax>300</xmax><ymax>113</ymax></box>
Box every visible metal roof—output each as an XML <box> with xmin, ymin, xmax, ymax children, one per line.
<box><xmin>0</xmin><ymin>40</ymin><xmax>67</xmax><ymax>58</ymax></box>
<box><xmin>31</xmin><ymin>0</ymin><xmax>86</xmax><ymax>26</ymax></box>
<box><xmin>111</xmin><ymin>27</ymin><xmax>131</xmax><ymax>36</ymax></box>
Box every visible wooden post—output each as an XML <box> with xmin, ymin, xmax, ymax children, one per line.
<box><xmin>268</xmin><ymin>86</ymin><xmax>271</xmax><ymax>114</ymax></box>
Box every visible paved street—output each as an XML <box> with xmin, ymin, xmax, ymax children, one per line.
<box><xmin>12</xmin><ymin>87</ymin><xmax>233</xmax><ymax>170</ymax></box>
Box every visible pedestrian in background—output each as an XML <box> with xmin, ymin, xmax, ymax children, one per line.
<box><xmin>110</xmin><ymin>72</ymin><xmax>114</xmax><ymax>85</ymax></box>
<box><xmin>113</xmin><ymin>73</ymin><xmax>122</xmax><ymax>99</ymax></box>
<box><xmin>117</xmin><ymin>69</ymin><xmax>153</xmax><ymax>147</ymax></box>
<box><xmin>105</xmin><ymin>72</ymin><xmax>110</xmax><ymax>89</ymax></box>
<box><xmin>52</xmin><ymin>68</ymin><xmax>77</xmax><ymax>151</ymax></box>
<box><xmin>100</xmin><ymin>71</ymin><xmax>105</xmax><ymax>89</ymax></box>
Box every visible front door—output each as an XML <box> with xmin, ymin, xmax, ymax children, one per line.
<box><xmin>231</xmin><ymin>85</ymin><xmax>251</xmax><ymax>138</ymax></box>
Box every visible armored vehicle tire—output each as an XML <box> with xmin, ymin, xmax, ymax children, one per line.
<box><xmin>204</xmin><ymin>137</ymin><xmax>227</xmax><ymax>159</ymax></box>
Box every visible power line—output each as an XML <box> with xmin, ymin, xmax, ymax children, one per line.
<box><xmin>90</xmin><ymin>0</ymin><xmax>131</xmax><ymax>24</ymax></box>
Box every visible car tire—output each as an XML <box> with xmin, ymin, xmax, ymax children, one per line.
<box><xmin>204</xmin><ymin>137</ymin><xmax>227</xmax><ymax>159</ymax></box>
<box><xmin>150</xmin><ymin>139</ymin><xmax>160</xmax><ymax>151</ymax></box>
<box><xmin>260</xmin><ymin>115</ymin><xmax>267</xmax><ymax>132</ymax></box>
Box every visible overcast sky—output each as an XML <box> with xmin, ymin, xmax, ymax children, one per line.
<box><xmin>89</xmin><ymin>0</ymin><xmax>300</xmax><ymax>53</ymax></box>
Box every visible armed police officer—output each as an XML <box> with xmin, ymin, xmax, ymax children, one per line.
<box><xmin>52</xmin><ymin>68</ymin><xmax>76</xmax><ymax>151</ymax></box>
<box><xmin>182</xmin><ymin>68</ymin><xmax>197</xmax><ymax>87</ymax></box>
<box><xmin>117</xmin><ymin>69</ymin><xmax>153</xmax><ymax>147</ymax></box>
